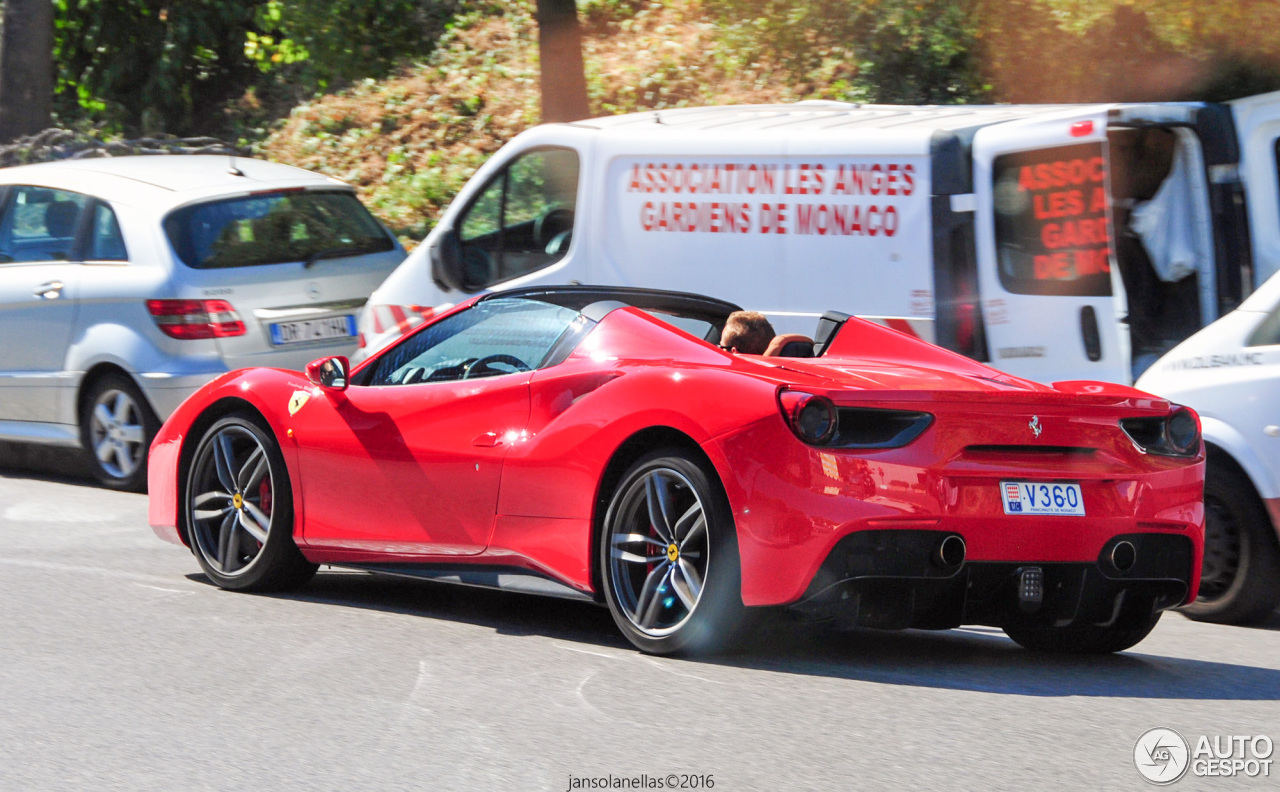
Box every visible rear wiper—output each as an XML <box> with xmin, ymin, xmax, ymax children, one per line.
<box><xmin>302</xmin><ymin>247</ymin><xmax>356</xmax><ymax>269</ymax></box>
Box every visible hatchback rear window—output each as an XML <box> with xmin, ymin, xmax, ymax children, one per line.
<box><xmin>164</xmin><ymin>190</ymin><xmax>393</xmax><ymax>269</ymax></box>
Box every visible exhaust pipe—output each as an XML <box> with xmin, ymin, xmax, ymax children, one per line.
<box><xmin>933</xmin><ymin>535</ymin><xmax>966</xmax><ymax>569</ymax></box>
<box><xmin>1109</xmin><ymin>540</ymin><xmax>1137</xmax><ymax>573</ymax></box>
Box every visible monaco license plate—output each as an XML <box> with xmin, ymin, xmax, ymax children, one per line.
<box><xmin>269</xmin><ymin>315</ymin><xmax>357</xmax><ymax>345</ymax></box>
<box><xmin>1000</xmin><ymin>481</ymin><xmax>1085</xmax><ymax>516</ymax></box>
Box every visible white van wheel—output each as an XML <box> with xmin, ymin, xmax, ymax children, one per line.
<box><xmin>1180</xmin><ymin>463</ymin><xmax>1280</xmax><ymax>625</ymax></box>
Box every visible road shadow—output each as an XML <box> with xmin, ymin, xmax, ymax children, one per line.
<box><xmin>0</xmin><ymin>441</ymin><xmax>94</xmax><ymax>483</ymax></box>
<box><xmin>1242</xmin><ymin>610</ymin><xmax>1280</xmax><ymax>632</ymax></box>
<box><xmin>188</xmin><ymin>568</ymin><xmax>1280</xmax><ymax>701</ymax></box>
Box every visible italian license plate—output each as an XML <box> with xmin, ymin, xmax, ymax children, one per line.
<box><xmin>269</xmin><ymin>315</ymin><xmax>357</xmax><ymax>345</ymax></box>
<box><xmin>1000</xmin><ymin>481</ymin><xmax>1085</xmax><ymax>516</ymax></box>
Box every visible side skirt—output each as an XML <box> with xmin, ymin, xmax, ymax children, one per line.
<box><xmin>332</xmin><ymin>562</ymin><xmax>598</xmax><ymax>603</ymax></box>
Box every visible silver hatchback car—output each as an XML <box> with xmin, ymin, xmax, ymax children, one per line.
<box><xmin>0</xmin><ymin>156</ymin><xmax>405</xmax><ymax>490</ymax></box>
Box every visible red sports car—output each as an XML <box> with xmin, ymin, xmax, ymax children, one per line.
<box><xmin>149</xmin><ymin>286</ymin><xmax>1205</xmax><ymax>655</ymax></box>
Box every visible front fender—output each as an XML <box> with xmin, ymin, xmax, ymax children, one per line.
<box><xmin>147</xmin><ymin>368</ymin><xmax>313</xmax><ymax>545</ymax></box>
<box><xmin>1201</xmin><ymin>416</ymin><xmax>1278</xmax><ymax>500</ymax></box>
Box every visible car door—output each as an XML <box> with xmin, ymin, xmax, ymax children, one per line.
<box><xmin>1231</xmin><ymin>91</ymin><xmax>1280</xmax><ymax>288</ymax></box>
<box><xmin>292</xmin><ymin>297</ymin><xmax>585</xmax><ymax>556</ymax></box>
<box><xmin>971</xmin><ymin>108</ymin><xmax>1131</xmax><ymax>384</ymax></box>
<box><xmin>0</xmin><ymin>185</ymin><xmax>89</xmax><ymax>425</ymax></box>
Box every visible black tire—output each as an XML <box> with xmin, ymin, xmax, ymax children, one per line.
<box><xmin>599</xmin><ymin>448</ymin><xmax>753</xmax><ymax>656</ymax></box>
<box><xmin>1181</xmin><ymin>462</ymin><xmax>1280</xmax><ymax>625</ymax></box>
<box><xmin>1003</xmin><ymin>612</ymin><xmax>1162</xmax><ymax>654</ymax></box>
<box><xmin>79</xmin><ymin>371</ymin><xmax>160</xmax><ymax>492</ymax></box>
<box><xmin>184</xmin><ymin>414</ymin><xmax>317</xmax><ymax>592</ymax></box>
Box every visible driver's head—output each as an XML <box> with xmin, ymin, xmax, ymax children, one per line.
<box><xmin>720</xmin><ymin>311</ymin><xmax>775</xmax><ymax>355</ymax></box>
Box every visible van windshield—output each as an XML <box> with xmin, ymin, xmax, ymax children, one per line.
<box><xmin>992</xmin><ymin>142</ymin><xmax>1113</xmax><ymax>297</ymax></box>
<box><xmin>164</xmin><ymin>190</ymin><xmax>394</xmax><ymax>269</ymax></box>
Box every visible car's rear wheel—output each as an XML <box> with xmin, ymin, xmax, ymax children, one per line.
<box><xmin>80</xmin><ymin>372</ymin><xmax>158</xmax><ymax>492</ymax></box>
<box><xmin>1180</xmin><ymin>463</ymin><xmax>1280</xmax><ymax>625</ymax></box>
<box><xmin>185</xmin><ymin>414</ymin><xmax>317</xmax><ymax>592</ymax></box>
<box><xmin>1003</xmin><ymin>612</ymin><xmax>1162</xmax><ymax>654</ymax></box>
<box><xmin>600</xmin><ymin>449</ymin><xmax>751</xmax><ymax>656</ymax></box>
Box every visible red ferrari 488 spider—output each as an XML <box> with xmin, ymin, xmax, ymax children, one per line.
<box><xmin>149</xmin><ymin>286</ymin><xmax>1205</xmax><ymax>655</ymax></box>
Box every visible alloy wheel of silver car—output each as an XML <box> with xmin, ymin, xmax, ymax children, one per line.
<box><xmin>89</xmin><ymin>388</ymin><xmax>146</xmax><ymax>480</ymax></box>
<box><xmin>608</xmin><ymin>466</ymin><xmax>711</xmax><ymax>638</ymax></box>
<box><xmin>189</xmin><ymin>423</ymin><xmax>276</xmax><ymax>578</ymax></box>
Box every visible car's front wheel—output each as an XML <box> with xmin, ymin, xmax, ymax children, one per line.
<box><xmin>185</xmin><ymin>414</ymin><xmax>317</xmax><ymax>592</ymax></box>
<box><xmin>1180</xmin><ymin>463</ymin><xmax>1280</xmax><ymax>625</ymax></box>
<box><xmin>600</xmin><ymin>449</ymin><xmax>751</xmax><ymax>655</ymax></box>
<box><xmin>1003</xmin><ymin>612</ymin><xmax>1162</xmax><ymax>654</ymax></box>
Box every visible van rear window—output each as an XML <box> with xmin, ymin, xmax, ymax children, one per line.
<box><xmin>993</xmin><ymin>143</ymin><xmax>1113</xmax><ymax>297</ymax></box>
<box><xmin>164</xmin><ymin>190</ymin><xmax>393</xmax><ymax>269</ymax></box>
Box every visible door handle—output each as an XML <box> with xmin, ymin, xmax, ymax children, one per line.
<box><xmin>34</xmin><ymin>280</ymin><xmax>64</xmax><ymax>300</ymax></box>
<box><xmin>472</xmin><ymin>432</ymin><xmax>502</xmax><ymax>448</ymax></box>
<box><xmin>1079</xmin><ymin>306</ymin><xmax>1102</xmax><ymax>362</ymax></box>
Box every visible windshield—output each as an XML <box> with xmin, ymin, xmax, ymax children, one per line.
<box><xmin>164</xmin><ymin>190</ymin><xmax>394</xmax><ymax>269</ymax></box>
<box><xmin>365</xmin><ymin>298</ymin><xmax>586</xmax><ymax>386</ymax></box>
<box><xmin>992</xmin><ymin>142</ymin><xmax>1114</xmax><ymax>297</ymax></box>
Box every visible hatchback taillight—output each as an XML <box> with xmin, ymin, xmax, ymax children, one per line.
<box><xmin>146</xmin><ymin>299</ymin><xmax>246</xmax><ymax>339</ymax></box>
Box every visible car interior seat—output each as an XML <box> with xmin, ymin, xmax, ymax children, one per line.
<box><xmin>763</xmin><ymin>333</ymin><xmax>815</xmax><ymax>358</ymax></box>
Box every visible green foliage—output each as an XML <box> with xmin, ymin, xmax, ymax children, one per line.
<box><xmin>972</xmin><ymin>0</ymin><xmax>1280</xmax><ymax>102</ymax></box>
<box><xmin>53</xmin><ymin>0</ymin><xmax>261</xmax><ymax>135</ymax></box>
<box><xmin>704</xmin><ymin>0</ymin><xmax>990</xmax><ymax>104</ymax></box>
<box><xmin>52</xmin><ymin>0</ymin><xmax>462</xmax><ymax>136</ymax></box>
<box><xmin>251</xmin><ymin>0</ymin><xmax>461</xmax><ymax>91</ymax></box>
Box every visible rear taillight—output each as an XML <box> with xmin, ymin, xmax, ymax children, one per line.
<box><xmin>779</xmin><ymin>388</ymin><xmax>934</xmax><ymax>449</ymax></box>
<box><xmin>146</xmin><ymin>299</ymin><xmax>246</xmax><ymax>339</ymax></box>
<box><xmin>1166</xmin><ymin>407</ymin><xmax>1200</xmax><ymax>455</ymax></box>
<box><xmin>1119</xmin><ymin>406</ymin><xmax>1201</xmax><ymax>457</ymax></box>
<box><xmin>778</xmin><ymin>390</ymin><xmax>838</xmax><ymax>445</ymax></box>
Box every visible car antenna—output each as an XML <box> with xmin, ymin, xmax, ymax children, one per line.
<box><xmin>227</xmin><ymin>156</ymin><xmax>246</xmax><ymax>177</ymax></box>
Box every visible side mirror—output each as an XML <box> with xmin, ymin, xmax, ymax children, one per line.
<box><xmin>305</xmin><ymin>356</ymin><xmax>349</xmax><ymax>392</ymax></box>
<box><xmin>430</xmin><ymin>228</ymin><xmax>465</xmax><ymax>292</ymax></box>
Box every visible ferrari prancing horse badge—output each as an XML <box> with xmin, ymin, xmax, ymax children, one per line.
<box><xmin>288</xmin><ymin>390</ymin><xmax>311</xmax><ymax>416</ymax></box>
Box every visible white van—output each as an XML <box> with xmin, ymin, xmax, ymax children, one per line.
<box><xmin>358</xmin><ymin>100</ymin><xmax>1271</xmax><ymax>384</ymax></box>
<box><xmin>1136</xmin><ymin>270</ymin><xmax>1280</xmax><ymax>624</ymax></box>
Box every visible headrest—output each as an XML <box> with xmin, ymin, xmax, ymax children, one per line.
<box><xmin>44</xmin><ymin>201</ymin><xmax>80</xmax><ymax>238</ymax></box>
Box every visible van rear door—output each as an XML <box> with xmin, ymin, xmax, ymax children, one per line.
<box><xmin>971</xmin><ymin>109</ymin><xmax>1129</xmax><ymax>384</ymax></box>
<box><xmin>1231</xmin><ymin>90</ymin><xmax>1280</xmax><ymax>288</ymax></box>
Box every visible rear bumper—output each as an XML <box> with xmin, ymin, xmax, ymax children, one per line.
<box><xmin>705</xmin><ymin>412</ymin><xmax>1205</xmax><ymax>608</ymax></box>
<box><xmin>137</xmin><ymin>371</ymin><xmax>226</xmax><ymax>420</ymax></box>
<box><xmin>789</xmin><ymin>529</ymin><xmax>1192</xmax><ymax>630</ymax></box>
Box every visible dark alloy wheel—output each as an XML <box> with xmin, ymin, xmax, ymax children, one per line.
<box><xmin>80</xmin><ymin>372</ymin><xmax>159</xmax><ymax>492</ymax></box>
<box><xmin>600</xmin><ymin>448</ymin><xmax>752</xmax><ymax>656</ymax></box>
<box><xmin>1180</xmin><ymin>462</ymin><xmax>1280</xmax><ymax>625</ymax></box>
<box><xmin>1003</xmin><ymin>612</ymin><xmax>1162</xmax><ymax>654</ymax></box>
<box><xmin>185</xmin><ymin>414</ymin><xmax>316</xmax><ymax>592</ymax></box>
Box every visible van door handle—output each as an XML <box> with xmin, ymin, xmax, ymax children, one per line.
<box><xmin>472</xmin><ymin>432</ymin><xmax>502</xmax><ymax>447</ymax></box>
<box><xmin>1080</xmin><ymin>306</ymin><xmax>1102</xmax><ymax>362</ymax></box>
<box><xmin>34</xmin><ymin>280</ymin><xmax>64</xmax><ymax>300</ymax></box>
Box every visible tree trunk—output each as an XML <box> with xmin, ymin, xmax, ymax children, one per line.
<box><xmin>0</xmin><ymin>0</ymin><xmax>55</xmax><ymax>141</ymax></box>
<box><xmin>535</xmin><ymin>0</ymin><xmax>590</xmax><ymax>123</ymax></box>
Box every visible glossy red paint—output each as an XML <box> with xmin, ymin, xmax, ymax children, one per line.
<box><xmin>148</xmin><ymin>294</ymin><xmax>1205</xmax><ymax>617</ymax></box>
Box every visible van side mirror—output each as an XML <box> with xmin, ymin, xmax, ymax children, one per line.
<box><xmin>305</xmin><ymin>356</ymin><xmax>349</xmax><ymax>391</ymax></box>
<box><xmin>431</xmin><ymin>228</ymin><xmax>465</xmax><ymax>292</ymax></box>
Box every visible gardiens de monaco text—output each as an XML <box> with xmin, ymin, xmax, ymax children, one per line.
<box><xmin>627</xmin><ymin>161</ymin><xmax>916</xmax><ymax>237</ymax></box>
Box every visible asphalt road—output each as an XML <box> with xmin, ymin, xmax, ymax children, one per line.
<box><xmin>1</xmin><ymin>451</ymin><xmax>1278</xmax><ymax>791</ymax></box>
